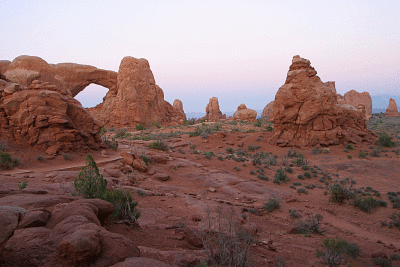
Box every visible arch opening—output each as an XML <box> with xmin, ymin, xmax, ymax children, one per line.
<box><xmin>75</xmin><ymin>84</ymin><xmax>109</xmax><ymax>108</ymax></box>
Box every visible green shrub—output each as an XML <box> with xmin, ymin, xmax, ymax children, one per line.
<box><xmin>148</xmin><ymin>140</ymin><xmax>169</xmax><ymax>151</ymax></box>
<box><xmin>153</xmin><ymin>121</ymin><xmax>161</xmax><ymax>128</ymax></box>
<box><xmin>297</xmin><ymin>214</ymin><xmax>323</xmax><ymax>234</ymax></box>
<box><xmin>304</xmin><ymin>171</ymin><xmax>311</xmax><ymax>178</ymax></box>
<box><xmin>358</xmin><ymin>150</ymin><xmax>367</xmax><ymax>158</ymax></box>
<box><xmin>113</xmin><ymin>128</ymin><xmax>131</xmax><ymax>139</ymax></box>
<box><xmin>347</xmin><ymin>155</ymin><xmax>352</xmax><ymax>159</ymax></box>
<box><xmin>353</xmin><ymin>196</ymin><xmax>386</xmax><ymax>213</ymax></box>
<box><xmin>346</xmin><ymin>144</ymin><xmax>354</xmax><ymax>150</ymax></box>
<box><xmin>297</xmin><ymin>188</ymin><xmax>308</xmax><ymax>194</ymax></box>
<box><xmin>329</xmin><ymin>183</ymin><xmax>354</xmax><ymax>204</ymax></box>
<box><xmin>378</xmin><ymin>133</ymin><xmax>397</xmax><ymax>148</ymax></box>
<box><xmin>140</xmin><ymin>155</ymin><xmax>149</xmax><ymax>166</ymax></box>
<box><xmin>253</xmin><ymin>119</ymin><xmax>262</xmax><ymax>127</ymax></box>
<box><xmin>99</xmin><ymin>125</ymin><xmax>106</xmax><ymax>135</ymax></box>
<box><xmin>103</xmin><ymin>138</ymin><xmax>118</xmax><ymax>150</ymax></box>
<box><xmin>372</xmin><ymin>148</ymin><xmax>381</xmax><ymax>157</ymax></box>
<box><xmin>372</xmin><ymin>257</ymin><xmax>393</xmax><ymax>267</ymax></box>
<box><xmin>62</xmin><ymin>153</ymin><xmax>71</xmax><ymax>160</ymax></box>
<box><xmin>18</xmin><ymin>181</ymin><xmax>28</xmax><ymax>191</ymax></box>
<box><xmin>289</xmin><ymin>209</ymin><xmax>302</xmax><ymax>219</ymax></box>
<box><xmin>136</xmin><ymin>123</ymin><xmax>145</xmax><ymax>130</ymax></box>
<box><xmin>203</xmin><ymin>151</ymin><xmax>215</xmax><ymax>159</ymax></box>
<box><xmin>37</xmin><ymin>155</ymin><xmax>45</xmax><ymax>162</ymax></box>
<box><xmin>226</xmin><ymin>147</ymin><xmax>234</xmax><ymax>154</ymax></box>
<box><xmin>263</xmin><ymin>197</ymin><xmax>280</xmax><ymax>212</ymax></box>
<box><xmin>0</xmin><ymin>139</ymin><xmax>8</xmax><ymax>151</ymax></box>
<box><xmin>101</xmin><ymin>187</ymin><xmax>140</xmax><ymax>222</ymax></box>
<box><xmin>312</xmin><ymin>148</ymin><xmax>323</xmax><ymax>155</ymax></box>
<box><xmin>273</xmin><ymin>168</ymin><xmax>287</xmax><ymax>184</ymax></box>
<box><xmin>0</xmin><ymin>151</ymin><xmax>18</xmax><ymax>170</ymax></box>
<box><xmin>316</xmin><ymin>238</ymin><xmax>361</xmax><ymax>267</ymax></box>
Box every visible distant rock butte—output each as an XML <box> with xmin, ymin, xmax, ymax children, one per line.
<box><xmin>233</xmin><ymin>104</ymin><xmax>257</xmax><ymax>122</ymax></box>
<box><xmin>344</xmin><ymin>90</ymin><xmax>373</xmax><ymax>120</ymax></box>
<box><xmin>204</xmin><ymin>97</ymin><xmax>226</xmax><ymax>122</ymax></box>
<box><xmin>385</xmin><ymin>98</ymin><xmax>400</xmax><ymax>117</ymax></box>
<box><xmin>269</xmin><ymin>55</ymin><xmax>376</xmax><ymax>147</ymax></box>
<box><xmin>261</xmin><ymin>101</ymin><xmax>274</xmax><ymax>118</ymax></box>
<box><xmin>173</xmin><ymin>99</ymin><xmax>186</xmax><ymax>121</ymax></box>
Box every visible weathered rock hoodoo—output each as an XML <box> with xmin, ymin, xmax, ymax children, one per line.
<box><xmin>261</xmin><ymin>101</ymin><xmax>274</xmax><ymax>118</ymax></box>
<box><xmin>204</xmin><ymin>97</ymin><xmax>226</xmax><ymax>122</ymax></box>
<box><xmin>233</xmin><ymin>104</ymin><xmax>257</xmax><ymax>122</ymax></box>
<box><xmin>344</xmin><ymin>90</ymin><xmax>373</xmax><ymax>120</ymax></box>
<box><xmin>0</xmin><ymin>56</ymin><xmax>102</xmax><ymax>154</ymax></box>
<box><xmin>173</xmin><ymin>99</ymin><xmax>186</xmax><ymax>121</ymax></box>
<box><xmin>269</xmin><ymin>55</ymin><xmax>376</xmax><ymax>147</ymax></box>
<box><xmin>385</xmin><ymin>98</ymin><xmax>400</xmax><ymax>117</ymax></box>
<box><xmin>89</xmin><ymin>57</ymin><xmax>185</xmax><ymax>127</ymax></box>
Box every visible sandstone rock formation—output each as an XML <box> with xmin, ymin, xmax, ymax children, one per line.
<box><xmin>269</xmin><ymin>55</ymin><xmax>376</xmax><ymax>147</ymax></box>
<box><xmin>0</xmin><ymin>71</ymin><xmax>102</xmax><ymax>154</ymax></box>
<box><xmin>385</xmin><ymin>98</ymin><xmax>400</xmax><ymax>117</ymax></box>
<box><xmin>51</xmin><ymin>63</ymin><xmax>117</xmax><ymax>97</ymax></box>
<box><xmin>0</xmin><ymin>60</ymin><xmax>11</xmax><ymax>75</ymax></box>
<box><xmin>204</xmin><ymin>97</ymin><xmax>226</xmax><ymax>122</ymax></box>
<box><xmin>344</xmin><ymin>90</ymin><xmax>373</xmax><ymax>120</ymax></box>
<box><xmin>324</xmin><ymin>81</ymin><xmax>336</xmax><ymax>94</ymax></box>
<box><xmin>88</xmin><ymin>57</ymin><xmax>185</xmax><ymax>127</ymax></box>
<box><xmin>233</xmin><ymin>104</ymin><xmax>257</xmax><ymax>122</ymax></box>
<box><xmin>0</xmin><ymin>199</ymin><xmax>140</xmax><ymax>267</ymax></box>
<box><xmin>261</xmin><ymin>101</ymin><xmax>274</xmax><ymax>118</ymax></box>
<box><xmin>173</xmin><ymin>99</ymin><xmax>186</xmax><ymax>121</ymax></box>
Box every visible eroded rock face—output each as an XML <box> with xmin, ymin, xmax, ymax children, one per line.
<box><xmin>261</xmin><ymin>101</ymin><xmax>274</xmax><ymax>118</ymax></box>
<box><xmin>89</xmin><ymin>57</ymin><xmax>184</xmax><ymax>127</ymax></box>
<box><xmin>233</xmin><ymin>104</ymin><xmax>257</xmax><ymax>122</ymax></box>
<box><xmin>385</xmin><ymin>98</ymin><xmax>399</xmax><ymax>117</ymax></box>
<box><xmin>344</xmin><ymin>90</ymin><xmax>373</xmax><ymax>120</ymax></box>
<box><xmin>0</xmin><ymin>79</ymin><xmax>102</xmax><ymax>154</ymax></box>
<box><xmin>204</xmin><ymin>97</ymin><xmax>226</xmax><ymax>122</ymax></box>
<box><xmin>269</xmin><ymin>55</ymin><xmax>376</xmax><ymax>147</ymax></box>
<box><xmin>0</xmin><ymin>60</ymin><xmax>11</xmax><ymax>75</ymax></box>
<box><xmin>173</xmin><ymin>99</ymin><xmax>186</xmax><ymax>121</ymax></box>
<box><xmin>52</xmin><ymin>63</ymin><xmax>117</xmax><ymax>97</ymax></box>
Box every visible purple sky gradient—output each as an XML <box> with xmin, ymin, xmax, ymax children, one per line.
<box><xmin>1</xmin><ymin>0</ymin><xmax>399</xmax><ymax>113</ymax></box>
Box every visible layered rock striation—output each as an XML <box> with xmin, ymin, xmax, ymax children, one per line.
<box><xmin>385</xmin><ymin>98</ymin><xmax>400</xmax><ymax>117</ymax></box>
<box><xmin>269</xmin><ymin>55</ymin><xmax>376</xmax><ymax>147</ymax></box>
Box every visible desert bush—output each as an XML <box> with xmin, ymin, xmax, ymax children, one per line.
<box><xmin>136</xmin><ymin>123</ymin><xmax>145</xmax><ymax>130</ymax></box>
<box><xmin>0</xmin><ymin>151</ymin><xmax>18</xmax><ymax>170</ymax></box>
<box><xmin>391</xmin><ymin>253</ymin><xmax>400</xmax><ymax>261</ymax></box>
<box><xmin>273</xmin><ymin>168</ymin><xmax>287</xmax><ymax>184</ymax></box>
<box><xmin>248</xmin><ymin>145</ymin><xmax>260</xmax><ymax>151</ymax></box>
<box><xmin>203</xmin><ymin>151</ymin><xmax>215</xmax><ymax>159</ymax></box>
<box><xmin>253</xmin><ymin>119</ymin><xmax>262</xmax><ymax>127</ymax></box>
<box><xmin>353</xmin><ymin>196</ymin><xmax>387</xmax><ymax>213</ymax></box>
<box><xmin>371</xmin><ymin>148</ymin><xmax>381</xmax><ymax>157</ymax></box>
<box><xmin>289</xmin><ymin>209</ymin><xmax>302</xmax><ymax>219</ymax></box>
<box><xmin>148</xmin><ymin>140</ymin><xmax>169</xmax><ymax>151</ymax></box>
<box><xmin>297</xmin><ymin>187</ymin><xmax>308</xmax><ymax>194</ymax></box>
<box><xmin>316</xmin><ymin>238</ymin><xmax>361</xmax><ymax>267</ymax></box>
<box><xmin>274</xmin><ymin>257</ymin><xmax>288</xmax><ymax>267</ymax></box>
<box><xmin>372</xmin><ymin>257</ymin><xmax>392</xmax><ymax>267</ymax></box>
<box><xmin>18</xmin><ymin>181</ymin><xmax>28</xmax><ymax>191</ymax></box>
<box><xmin>37</xmin><ymin>155</ymin><xmax>45</xmax><ymax>162</ymax></box>
<box><xmin>113</xmin><ymin>128</ymin><xmax>131</xmax><ymax>139</ymax></box>
<box><xmin>62</xmin><ymin>153</ymin><xmax>71</xmax><ymax>160</ymax></box>
<box><xmin>388</xmin><ymin>212</ymin><xmax>400</xmax><ymax>229</ymax></box>
<box><xmin>329</xmin><ymin>183</ymin><xmax>354</xmax><ymax>204</ymax></box>
<box><xmin>297</xmin><ymin>214</ymin><xmax>323</xmax><ymax>234</ymax></box>
<box><xmin>346</xmin><ymin>144</ymin><xmax>354</xmax><ymax>150</ymax></box>
<box><xmin>99</xmin><ymin>125</ymin><xmax>106</xmax><ymax>135</ymax></box>
<box><xmin>226</xmin><ymin>147</ymin><xmax>234</xmax><ymax>154</ymax></box>
<box><xmin>101</xmin><ymin>187</ymin><xmax>140</xmax><ymax>223</ymax></box>
<box><xmin>264</xmin><ymin>197</ymin><xmax>280</xmax><ymax>212</ymax></box>
<box><xmin>140</xmin><ymin>155</ymin><xmax>149</xmax><ymax>166</ymax></box>
<box><xmin>103</xmin><ymin>137</ymin><xmax>118</xmax><ymax>150</ymax></box>
<box><xmin>200</xmin><ymin>209</ymin><xmax>253</xmax><ymax>267</ymax></box>
<box><xmin>347</xmin><ymin>155</ymin><xmax>352</xmax><ymax>159</ymax></box>
<box><xmin>312</xmin><ymin>148</ymin><xmax>323</xmax><ymax>155</ymax></box>
<box><xmin>265</xmin><ymin>123</ymin><xmax>273</xmax><ymax>132</ymax></box>
<box><xmin>378</xmin><ymin>133</ymin><xmax>397</xmax><ymax>148</ymax></box>
<box><xmin>304</xmin><ymin>171</ymin><xmax>311</xmax><ymax>178</ymax></box>
<box><xmin>358</xmin><ymin>150</ymin><xmax>367</xmax><ymax>158</ymax></box>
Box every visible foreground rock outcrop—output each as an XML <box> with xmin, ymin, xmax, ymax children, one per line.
<box><xmin>204</xmin><ymin>97</ymin><xmax>226</xmax><ymax>122</ymax></box>
<box><xmin>173</xmin><ymin>99</ymin><xmax>186</xmax><ymax>121</ymax></box>
<box><xmin>385</xmin><ymin>98</ymin><xmax>400</xmax><ymax>117</ymax></box>
<box><xmin>269</xmin><ymin>55</ymin><xmax>377</xmax><ymax>147</ymax></box>
<box><xmin>233</xmin><ymin>104</ymin><xmax>257</xmax><ymax>122</ymax></box>
<box><xmin>344</xmin><ymin>90</ymin><xmax>373</xmax><ymax>120</ymax></box>
<box><xmin>0</xmin><ymin>56</ymin><xmax>102</xmax><ymax>154</ymax></box>
<box><xmin>89</xmin><ymin>57</ymin><xmax>185</xmax><ymax>127</ymax></box>
<box><xmin>261</xmin><ymin>101</ymin><xmax>274</xmax><ymax>119</ymax></box>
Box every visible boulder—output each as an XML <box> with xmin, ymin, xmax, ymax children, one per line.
<box><xmin>173</xmin><ymin>99</ymin><xmax>186</xmax><ymax>121</ymax></box>
<box><xmin>0</xmin><ymin>206</ymin><xmax>25</xmax><ymax>249</ymax></box>
<box><xmin>17</xmin><ymin>209</ymin><xmax>51</xmax><ymax>229</ymax></box>
<box><xmin>121</xmin><ymin>152</ymin><xmax>148</xmax><ymax>172</ymax></box>
<box><xmin>233</xmin><ymin>104</ymin><xmax>257</xmax><ymax>122</ymax></box>
<box><xmin>385</xmin><ymin>98</ymin><xmax>399</xmax><ymax>117</ymax></box>
<box><xmin>261</xmin><ymin>101</ymin><xmax>274</xmax><ymax>119</ymax></box>
<box><xmin>204</xmin><ymin>97</ymin><xmax>226</xmax><ymax>122</ymax></box>
<box><xmin>269</xmin><ymin>55</ymin><xmax>377</xmax><ymax>147</ymax></box>
<box><xmin>344</xmin><ymin>90</ymin><xmax>373</xmax><ymax>120</ymax></box>
<box><xmin>88</xmin><ymin>56</ymin><xmax>185</xmax><ymax>127</ymax></box>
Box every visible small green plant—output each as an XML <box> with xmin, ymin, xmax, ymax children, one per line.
<box><xmin>273</xmin><ymin>168</ymin><xmax>287</xmax><ymax>184</ymax></box>
<box><xmin>234</xmin><ymin>166</ymin><xmax>241</xmax><ymax>171</ymax></box>
<box><xmin>391</xmin><ymin>253</ymin><xmax>400</xmax><ymax>261</ymax></box>
<box><xmin>18</xmin><ymin>180</ymin><xmax>28</xmax><ymax>190</ymax></box>
<box><xmin>103</xmin><ymin>137</ymin><xmax>118</xmax><ymax>150</ymax></box>
<box><xmin>113</xmin><ymin>128</ymin><xmax>131</xmax><ymax>139</ymax></box>
<box><xmin>329</xmin><ymin>183</ymin><xmax>354</xmax><ymax>204</ymax></box>
<box><xmin>346</xmin><ymin>144</ymin><xmax>354</xmax><ymax>150</ymax></box>
<box><xmin>99</xmin><ymin>125</ymin><xmax>106</xmax><ymax>135</ymax></box>
<box><xmin>316</xmin><ymin>238</ymin><xmax>361</xmax><ymax>267</ymax></box>
<box><xmin>140</xmin><ymin>155</ymin><xmax>149</xmax><ymax>166</ymax></box>
<box><xmin>289</xmin><ymin>209</ymin><xmax>302</xmax><ymax>219</ymax></box>
<box><xmin>358</xmin><ymin>150</ymin><xmax>367</xmax><ymax>159</ymax></box>
<box><xmin>136</xmin><ymin>123</ymin><xmax>145</xmax><ymax>130</ymax></box>
<box><xmin>62</xmin><ymin>153</ymin><xmax>71</xmax><ymax>160</ymax></box>
<box><xmin>371</xmin><ymin>148</ymin><xmax>381</xmax><ymax>157</ymax></box>
<box><xmin>372</xmin><ymin>257</ymin><xmax>393</xmax><ymax>267</ymax></box>
<box><xmin>378</xmin><ymin>133</ymin><xmax>397</xmax><ymax>148</ymax></box>
<box><xmin>312</xmin><ymin>148</ymin><xmax>323</xmax><ymax>155</ymax></box>
<box><xmin>226</xmin><ymin>147</ymin><xmax>234</xmax><ymax>154</ymax></box>
<box><xmin>263</xmin><ymin>197</ymin><xmax>280</xmax><ymax>212</ymax></box>
<box><xmin>297</xmin><ymin>214</ymin><xmax>323</xmax><ymax>234</ymax></box>
<box><xmin>0</xmin><ymin>151</ymin><xmax>19</xmax><ymax>170</ymax></box>
<box><xmin>153</xmin><ymin>121</ymin><xmax>161</xmax><ymax>128</ymax></box>
<box><xmin>297</xmin><ymin>188</ymin><xmax>308</xmax><ymax>194</ymax></box>
<box><xmin>203</xmin><ymin>151</ymin><xmax>215</xmax><ymax>159</ymax></box>
<box><xmin>274</xmin><ymin>257</ymin><xmax>288</xmax><ymax>267</ymax></box>
<box><xmin>37</xmin><ymin>155</ymin><xmax>45</xmax><ymax>162</ymax></box>
<box><xmin>253</xmin><ymin>119</ymin><xmax>262</xmax><ymax>127</ymax></box>
<box><xmin>304</xmin><ymin>171</ymin><xmax>311</xmax><ymax>178</ymax></box>
<box><xmin>353</xmin><ymin>196</ymin><xmax>387</xmax><ymax>213</ymax></box>
<box><xmin>347</xmin><ymin>155</ymin><xmax>352</xmax><ymax>159</ymax></box>
<box><xmin>148</xmin><ymin>140</ymin><xmax>169</xmax><ymax>151</ymax></box>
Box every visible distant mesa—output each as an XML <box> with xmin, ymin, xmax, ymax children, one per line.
<box><xmin>385</xmin><ymin>98</ymin><xmax>400</xmax><ymax>117</ymax></box>
<box><xmin>343</xmin><ymin>90</ymin><xmax>372</xmax><ymax>120</ymax></box>
<box><xmin>173</xmin><ymin>99</ymin><xmax>186</xmax><ymax>121</ymax></box>
<box><xmin>269</xmin><ymin>55</ymin><xmax>376</xmax><ymax>147</ymax></box>
<box><xmin>0</xmin><ymin>55</ymin><xmax>102</xmax><ymax>154</ymax></box>
<box><xmin>204</xmin><ymin>97</ymin><xmax>226</xmax><ymax>122</ymax></box>
<box><xmin>233</xmin><ymin>104</ymin><xmax>257</xmax><ymax>122</ymax></box>
<box><xmin>261</xmin><ymin>101</ymin><xmax>274</xmax><ymax>119</ymax></box>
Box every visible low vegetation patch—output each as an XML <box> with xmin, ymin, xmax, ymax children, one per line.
<box><xmin>148</xmin><ymin>140</ymin><xmax>169</xmax><ymax>151</ymax></box>
<box><xmin>0</xmin><ymin>151</ymin><xmax>19</xmax><ymax>170</ymax></box>
<box><xmin>316</xmin><ymin>238</ymin><xmax>361</xmax><ymax>267</ymax></box>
